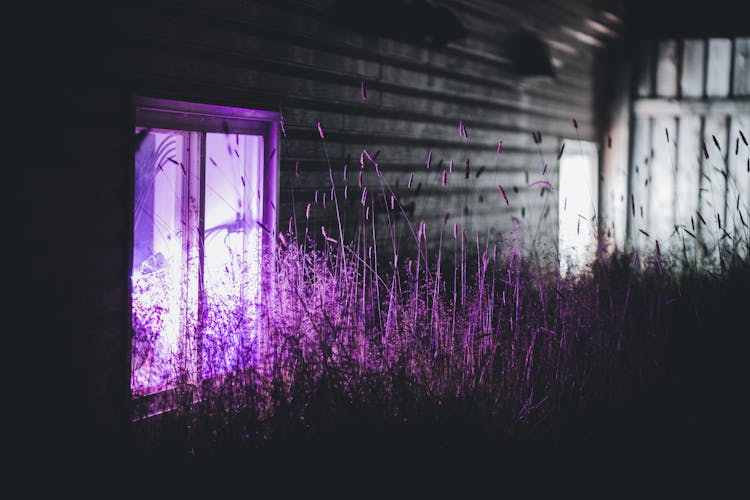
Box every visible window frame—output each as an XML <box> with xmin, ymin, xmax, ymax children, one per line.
<box><xmin>129</xmin><ymin>95</ymin><xmax>280</xmax><ymax>420</ymax></box>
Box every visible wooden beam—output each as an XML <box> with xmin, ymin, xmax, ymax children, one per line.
<box><xmin>633</xmin><ymin>98</ymin><xmax>750</xmax><ymax>117</ymax></box>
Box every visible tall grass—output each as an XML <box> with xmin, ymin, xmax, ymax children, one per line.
<box><xmin>131</xmin><ymin>121</ymin><xmax>750</xmax><ymax>468</ymax></box>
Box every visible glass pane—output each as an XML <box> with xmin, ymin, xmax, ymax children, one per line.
<box><xmin>202</xmin><ymin>132</ymin><xmax>264</xmax><ymax>378</ymax></box>
<box><xmin>131</xmin><ymin>128</ymin><xmax>187</xmax><ymax>395</ymax></box>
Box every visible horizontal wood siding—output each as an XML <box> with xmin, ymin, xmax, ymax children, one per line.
<box><xmin>110</xmin><ymin>0</ymin><xmax>622</xmax><ymax>261</ymax></box>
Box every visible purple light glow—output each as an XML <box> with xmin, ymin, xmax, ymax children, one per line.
<box><xmin>202</xmin><ymin>133</ymin><xmax>263</xmax><ymax>379</ymax></box>
<box><xmin>131</xmin><ymin>129</ymin><xmax>186</xmax><ymax>394</ymax></box>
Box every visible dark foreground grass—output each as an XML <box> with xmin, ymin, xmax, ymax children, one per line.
<box><xmin>127</xmin><ymin>240</ymin><xmax>750</xmax><ymax>479</ymax></box>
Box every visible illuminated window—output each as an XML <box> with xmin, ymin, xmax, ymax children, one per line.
<box><xmin>558</xmin><ymin>140</ymin><xmax>599</xmax><ymax>276</ymax></box>
<box><xmin>130</xmin><ymin>97</ymin><xmax>279</xmax><ymax>413</ymax></box>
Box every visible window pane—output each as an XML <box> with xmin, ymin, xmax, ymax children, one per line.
<box><xmin>202</xmin><ymin>132</ymin><xmax>264</xmax><ymax>378</ymax></box>
<box><xmin>131</xmin><ymin>129</ymin><xmax>187</xmax><ymax>395</ymax></box>
<box><xmin>559</xmin><ymin>141</ymin><xmax>599</xmax><ymax>276</ymax></box>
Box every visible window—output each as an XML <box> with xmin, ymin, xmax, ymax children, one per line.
<box><xmin>558</xmin><ymin>140</ymin><xmax>599</xmax><ymax>276</ymax></box>
<box><xmin>627</xmin><ymin>37</ymin><xmax>750</xmax><ymax>267</ymax></box>
<box><xmin>130</xmin><ymin>97</ymin><xmax>279</xmax><ymax>416</ymax></box>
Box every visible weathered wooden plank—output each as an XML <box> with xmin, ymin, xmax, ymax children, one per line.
<box><xmin>280</xmin><ymin>101</ymin><xmax>583</xmax><ymax>140</ymax></box>
<box><xmin>377</xmin><ymin>91</ymin><xmax>595</xmax><ymax>137</ymax></box>
<box><xmin>635</xmin><ymin>40</ymin><xmax>655</xmax><ymax>98</ymax></box>
<box><xmin>600</xmin><ymin>105</ymin><xmax>630</xmax><ymax>252</ymax></box>
<box><xmin>699</xmin><ymin>115</ymin><xmax>729</xmax><ymax>255</ymax></box>
<box><xmin>281</xmin><ymin>182</ymin><xmax>556</xmax><ymax>216</ymax></box>
<box><xmin>656</xmin><ymin>40</ymin><xmax>679</xmax><ymax>98</ymax></box>
<box><xmin>286</xmin><ymin>203</ymin><xmax>553</xmax><ymax>243</ymax></box>
<box><xmin>726</xmin><ymin>115</ymin><xmax>750</xmax><ymax>248</ymax></box>
<box><xmin>733</xmin><ymin>38</ymin><xmax>750</xmax><ymax>96</ymax></box>
<box><xmin>680</xmin><ymin>39</ymin><xmax>705</xmax><ymax>97</ymax></box>
<box><xmin>280</xmin><ymin>167</ymin><xmax>530</xmax><ymax>191</ymax></box>
<box><xmin>628</xmin><ymin>116</ymin><xmax>651</xmax><ymax>250</ymax></box>
<box><xmin>674</xmin><ymin>115</ymin><xmax>703</xmax><ymax>266</ymax></box>
<box><xmin>675</xmin><ymin>116</ymin><xmax>703</xmax><ymax>231</ymax></box>
<box><xmin>288</xmin><ymin>138</ymin><xmax>558</xmax><ymax>166</ymax></box>
<box><xmin>706</xmin><ymin>38</ymin><xmax>732</xmax><ymax>97</ymax></box>
<box><xmin>643</xmin><ymin>38</ymin><xmax>680</xmax><ymax>248</ymax></box>
<box><xmin>282</xmin><ymin>139</ymin><xmax>558</xmax><ymax>168</ymax></box>
<box><xmin>281</xmin><ymin>165</ymin><xmax>552</xmax><ymax>192</ymax></box>
<box><xmin>281</xmin><ymin>201</ymin><xmax>541</xmax><ymax>228</ymax></box>
<box><xmin>648</xmin><ymin>117</ymin><xmax>678</xmax><ymax>247</ymax></box>
<box><xmin>633</xmin><ymin>98</ymin><xmax>750</xmax><ymax>116</ymax></box>
<box><xmin>280</xmin><ymin>184</ymin><xmax>547</xmax><ymax>231</ymax></box>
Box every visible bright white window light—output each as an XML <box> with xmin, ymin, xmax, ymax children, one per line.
<box><xmin>558</xmin><ymin>140</ymin><xmax>599</xmax><ymax>276</ymax></box>
<box><xmin>201</xmin><ymin>133</ymin><xmax>264</xmax><ymax>380</ymax></box>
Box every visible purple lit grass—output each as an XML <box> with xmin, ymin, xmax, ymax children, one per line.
<box><xmin>132</xmin><ymin>214</ymin><xmax>750</xmax><ymax>461</ymax></box>
<box><xmin>132</xmin><ymin>120</ymin><xmax>750</xmax><ymax>466</ymax></box>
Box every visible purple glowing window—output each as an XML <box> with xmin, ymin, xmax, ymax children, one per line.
<box><xmin>131</xmin><ymin>97</ymin><xmax>279</xmax><ymax>399</ymax></box>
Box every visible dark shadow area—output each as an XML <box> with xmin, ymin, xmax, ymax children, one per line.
<box><xmin>627</xmin><ymin>0</ymin><xmax>750</xmax><ymax>38</ymax></box>
<box><xmin>328</xmin><ymin>0</ymin><xmax>468</xmax><ymax>46</ymax></box>
<box><xmin>509</xmin><ymin>30</ymin><xmax>556</xmax><ymax>78</ymax></box>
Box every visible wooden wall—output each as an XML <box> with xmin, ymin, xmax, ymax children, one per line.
<box><xmin>11</xmin><ymin>0</ymin><xmax>624</xmax><ymax>459</ymax></box>
<box><xmin>111</xmin><ymin>0</ymin><xmax>624</xmax><ymax>261</ymax></box>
